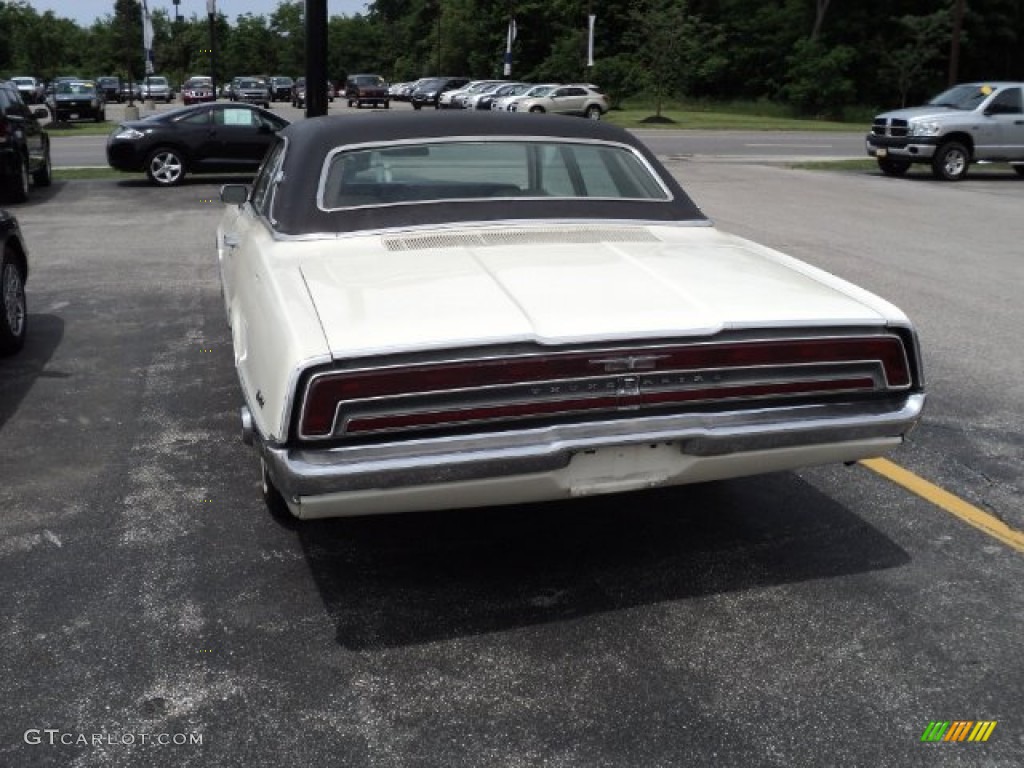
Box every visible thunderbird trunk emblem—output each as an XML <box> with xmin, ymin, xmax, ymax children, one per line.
<box><xmin>588</xmin><ymin>355</ymin><xmax>667</xmax><ymax>372</ymax></box>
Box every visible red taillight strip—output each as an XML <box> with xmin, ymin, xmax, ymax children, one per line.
<box><xmin>341</xmin><ymin>376</ymin><xmax>877</xmax><ymax>435</ymax></box>
<box><xmin>301</xmin><ymin>336</ymin><xmax>911</xmax><ymax>438</ymax></box>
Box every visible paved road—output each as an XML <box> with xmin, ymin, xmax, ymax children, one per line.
<box><xmin>1</xmin><ymin>158</ymin><xmax>1021</xmax><ymax>766</ymax></box>
<box><xmin>48</xmin><ymin>100</ymin><xmax>867</xmax><ymax>168</ymax></box>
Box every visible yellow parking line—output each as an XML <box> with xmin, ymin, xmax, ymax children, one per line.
<box><xmin>861</xmin><ymin>458</ymin><xmax>1024</xmax><ymax>553</ymax></box>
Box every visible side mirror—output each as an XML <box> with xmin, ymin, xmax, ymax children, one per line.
<box><xmin>220</xmin><ymin>184</ymin><xmax>249</xmax><ymax>205</ymax></box>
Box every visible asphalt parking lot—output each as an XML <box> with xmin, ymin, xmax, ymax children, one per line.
<box><xmin>1</xmin><ymin>145</ymin><xmax>1022</xmax><ymax>766</ymax></box>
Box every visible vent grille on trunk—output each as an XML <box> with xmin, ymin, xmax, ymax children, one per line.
<box><xmin>382</xmin><ymin>227</ymin><xmax>660</xmax><ymax>251</ymax></box>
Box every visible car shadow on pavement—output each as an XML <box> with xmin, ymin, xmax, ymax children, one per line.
<box><xmin>109</xmin><ymin>175</ymin><xmax>256</xmax><ymax>189</ymax></box>
<box><xmin>296</xmin><ymin>472</ymin><xmax>910</xmax><ymax>651</ymax></box>
<box><xmin>0</xmin><ymin>313</ymin><xmax>65</xmax><ymax>430</ymax></box>
<box><xmin>877</xmin><ymin>169</ymin><xmax>1024</xmax><ymax>182</ymax></box>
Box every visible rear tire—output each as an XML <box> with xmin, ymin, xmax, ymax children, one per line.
<box><xmin>585</xmin><ymin>105</ymin><xmax>602</xmax><ymax>120</ymax></box>
<box><xmin>261</xmin><ymin>459</ymin><xmax>300</xmax><ymax>526</ymax></box>
<box><xmin>3</xmin><ymin>154</ymin><xmax>30</xmax><ymax>203</ymax></box>
<box><xmin>877</xmin><ymin>156</ymin><xmax>911</xmax><ymax>177</ymax></box>
<box><xmin>1013</xmin><ymin>166</ymin><xmax>1024</xmax><ymax>177</ymax></box>
<box><xmin>0</xmin><ymin>247</ymin><xmax>28</xmax><ymax>355</ymax></box>
<box><xmin>529</xmin><ymin>106</ymin><xmax>545</xmax><ymax>114</ymax></box>
<box><xmin>931</xmin><ymin>141</ymin><xmax>970</xmax><ymax>181</ymax></box>
<box><xmin>32</xmin><ymin>144</ymin><xmax>52</xmax><ymax>188</ymax></box>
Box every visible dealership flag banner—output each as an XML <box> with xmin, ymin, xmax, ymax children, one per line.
<box><xmin>504</xmin><ymin>18</ymin><xmax>517</xmax><ymax>76</ymax></box>
<box><xmin>587</xmin><ymin>14</ymin><xmax>596</xmax><ymax>67</ymax></box>
<box><xmin>141</xmin><ymin>0</ymin><xmax>154</xmax><ymax>74</ymax></box>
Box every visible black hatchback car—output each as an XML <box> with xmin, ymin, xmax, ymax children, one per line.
<box><xmin>0</xmin><ymin>80</ymin><xmax>52</xmax><ymax>203</ymax></box>
<box><xmin>106</xmin><ymin>102</ymin><xmax>289</xmax><ymax>186</ymax></box>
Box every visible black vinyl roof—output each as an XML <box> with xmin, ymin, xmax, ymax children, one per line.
<box><xmin>268</xmin><ymin>111</ymin><xmax>707</xmax><ymax>235</ymax></box>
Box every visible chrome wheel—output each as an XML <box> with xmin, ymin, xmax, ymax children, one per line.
<box><xmin>932</xmin><ymin>142</ymin><xmax>969</xmax><ymax>181</ymax></box>
<box><xmin>1</xmin><ymin>257</ymin><xmax>27</xmax><ymax>354</ymax></box>
<box><xmin>146</xmin><ymin>149</ymin><xmax>185</xmax><ymax>186</ymax></box>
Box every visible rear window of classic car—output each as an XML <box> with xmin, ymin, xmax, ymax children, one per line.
<box><xmin>319</xmin><ymin>140</ymin><xmax>671</xmax><ymax>209</ymax></box>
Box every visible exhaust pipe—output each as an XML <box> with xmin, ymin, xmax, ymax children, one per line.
<box><xmin>240</xmin><ymin>406</ymin><xmax>254</xmax><ymax>446</ymax></box>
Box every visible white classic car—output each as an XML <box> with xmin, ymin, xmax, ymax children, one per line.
<box><xmin>216</xmin><ymin>112</ymin><xmax>925</xmax><ymax>520</ymax></box>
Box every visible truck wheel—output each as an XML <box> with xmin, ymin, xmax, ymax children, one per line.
<box><xmin>931</xmin><ymin>141</ymin><xmax>970</xmax><ymax>181</ymax></box>
<box><xmin>877</xmin><ymin>156</ymin><xmax>911</xmax><ymax>177</ymax></box>
<box><xmin>1013</xmin><ymin>166</ymin><xmax>1024</xmax><ymax>177</ymax></box>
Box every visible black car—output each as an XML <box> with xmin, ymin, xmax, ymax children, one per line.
<box><xmin>269</xmin><ymin>76</ymin><xmax>294</xmax><ymax>101</ymax></box>
<box><xmin>290</xmin><ymin>78</ymin><xmax>335</xmax><ymax>108</ymax></box>
<box><xmin>106</xmin><ymin>102</ymin><xmax>289</xmax><ymax>186</ymax></box>
<box><xmin>47</xmin><ymin>80</ymin><xmax>106</xmax><ymax>122</ymax></box>
<box><xmin>120</xmin><ymin>81</ymin><xmax>142</xmax><ymax>102</ymax></box>
<box><xmin>0</xmin><ymin>80</ymin><xmax>52</xmax><ymax>203</ymax></box>
<box><xmin>96</xmin><ymin>76</ymin><xmax>122</xmax><ymax>103</ymax></box>
<box><xmin>0</xmin><ymin>209</ymin><xmax>29</xmax><ymax>355</ymax></box>
<box><xmin>409</xmin><ymin>77</ymin><xmax>470</xmax><ymax>110</ymax></box>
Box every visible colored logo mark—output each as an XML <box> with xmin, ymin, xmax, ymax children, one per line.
<box><xmin>920</xmin><ymin>721</ymin><xmax>997</xmax><ymax>742</ymax></box>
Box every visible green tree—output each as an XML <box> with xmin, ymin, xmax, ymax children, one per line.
<box><xmin>270</xmin><ymin>2</ymin><xmax>305</xmax><ymax>75</ymax></box>
<box><xmin>781</xmin><ymin>37</ymin><xmax>857</xmax><ymax>118</ymax></box>
<box><xmin>626</xmin><ymin>0</ymin><xmax>725</xmax><ymax>118</ymax></box>
<box><xmin>881</xmin><ymin>9</ymin><xmax>953</xmax><ymax>106</ymax></box>
<box><xmin>112</xmin><ymin>0</ymin><xmax>144</xmax><ymax>84</ymax></box>
<box><xmin>223</xmin><ymin>13</ymin><xmax>276</xmax><ymax>76</ymax></box>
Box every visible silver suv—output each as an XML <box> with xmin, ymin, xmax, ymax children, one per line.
<box><xmin>866</xmin><ymin>82</ymin><xmax>1024</xmax><ymax>180</ymax></box>
<box><xmin>140</xmin><ymin>75</ymin><xmax>173</xmax><ymax>103</ymax></box>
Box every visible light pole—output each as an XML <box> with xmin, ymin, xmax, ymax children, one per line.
<box><xmin>207</xmin><ymin>0</ymin><xmax>218</xmax><ymax>97</ymax></box>
<box><xmin>436</xmin><ymin>3</ymin><xmax>442</xmax><ymax>75</ymax></box>
<box><xmin>948</xmin><ymin>0</ymin><xmax>966</xmax><ymax>87</ymax></box>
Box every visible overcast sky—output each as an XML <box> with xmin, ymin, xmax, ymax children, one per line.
<box><xmin>24</xmin><ymin>1</ymin><xmax>371</xmax><ymax>27</ymax></box>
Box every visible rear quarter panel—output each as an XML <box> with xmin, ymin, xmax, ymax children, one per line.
<box><xmin>219</xmin><ymin>208</ymin><xmax>332</xmax><ymax>442</ymax></box>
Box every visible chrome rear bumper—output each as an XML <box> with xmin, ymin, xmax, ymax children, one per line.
<box><xmin>249</xmin><ymin>394</ymin><xmax>925</xmax><ymax>503</ymax></box>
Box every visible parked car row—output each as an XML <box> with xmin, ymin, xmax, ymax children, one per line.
<box><xmin>432</xmin><ymin>79</ymin><xmax>610</xmax><ymax>119</ymax></box>
<box><xmin>389</xmin><ymin>77</ymin><xmax>608</xmax><ymax>118</ymax></box>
